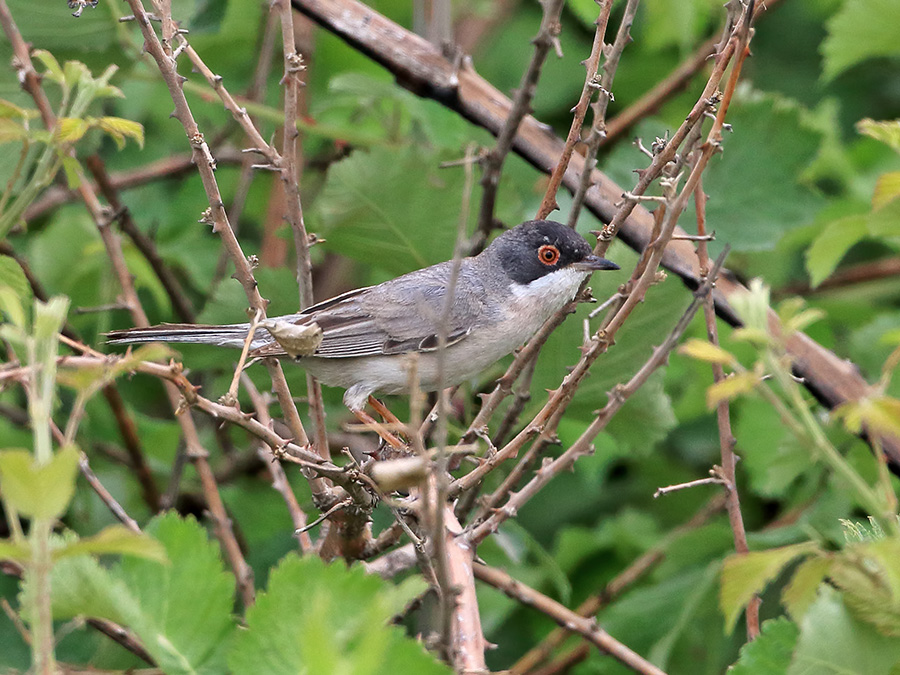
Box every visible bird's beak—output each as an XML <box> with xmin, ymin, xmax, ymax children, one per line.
<box><xmin>572</xmin><ymin>255</ymin><xmax>620</xmax><ymax>272</ymax></box>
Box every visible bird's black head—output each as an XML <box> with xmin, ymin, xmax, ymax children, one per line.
<box><xmin>487</xmin><ymin>220</ymin><xmax>619</xmax><ymax>285</ymax></box>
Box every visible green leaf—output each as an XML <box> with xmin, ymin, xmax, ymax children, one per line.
<box><xmin>730</xmin><ymin>617</ymin><xmax>799</xmax><ymax>675</ymax></box>
<box><xmin>0</xmin><ymin>446</ymin><xmax>80</xmax><ymax>520</ymax></box>
<box><xmin>805</xmin><ymin>215</ymin><xmax>869</xmax><ymax>287</ymax></box>
<box><xmin>873</xmin><ymin>171</ymin><xmax>900</xmax><ymax>210</ymax></box>
<box><xmin>0</xmin><ymin>540</ymin><xmax>30</xmax><ymax>563</ymax></box>
<box><xmin>41</xmin><ymin>553</ymin><xmax>137</xmax><ymax>626</ymax></box>
<box><xmin>720</xmin><ymin>542</ymin><xmax>818</xmax><ymax>634</ymax></box>
<box><xmin>832</xmin><ymin>396</ymin><xmax>900</xmax><ymax>439</ymax></box>
<box><xmin>677</xmin><ymin>339</ymin><xmax>735</xmax><ymax>365</ymax></box>
<box><xmin>118</xmin><ymin>513</ymin><xmax>236</xmax><ymax>674</ymax></box>
<box><xmin>694</xmin><ymin>93</ymin><xmax>825</xmax><ymax>252</ymax></box>
<box><xmin>32</xmin><ymin>295</ymin><xmax>69</xmax><ymax>340</ymax></box>
<box><xmin>229</xmin><ymin>555</ymin><xmax>447</xmax><ymax>675</ymax></box>
<box><xmin>0</xmin><ymin>257</ymin><xmax>32</xmax><ymax>327</ymax></box>
<box><xmin>823</xmin><ymin>1</ymin><xmax>900</xmax><ymax>81</ymax></box>
<box><xmin>0</xmin><ymin>98</ymin><xmax>34</xmax><ymax>119</ymax></box>
<box><xmin>54</xmin><ymin>525</ymin><xmax>167</xmax><ymax>563</ymax></box>
<box><xmin>97</xmin><ymin>116</ymin><xmax>144</xmax><ymax>149</ymax></box>
<box><xmin>858</xmin><ymin>119</ymin><xmax>900</xmax><ymax>154</ymax></box>
<box><xmin>783</xmin><ymin>556</ymin><xmax>834</xmax><ymax>622</ymax></box>
<box><xmin>54</xmin><ymin>117</ymin><xmax>90</xmax><ymax>144</ymax></box>
<box><xmin>0</xmin><ymin>118</ymin><xmax>27</xmax><ymax>144</ymax></box>
<box><xmin>706</xmin><ymin>371</ymin><xmax>758</xmax><ymax>408</ymax></box>
<box><xmin>788</xmin><ymin>586</ymin><xmax>900</xmax><ymax>675</ymax></box>
<box><xmin>31</xmin><ymin>49</ymin><xmax>65</xmax><ymax>86</ymax></box>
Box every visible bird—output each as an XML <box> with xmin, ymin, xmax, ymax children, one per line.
<box><xmin>107</xmin><ymin>220</ymin><xmax>619</xmax><ymax>445</ymax></box>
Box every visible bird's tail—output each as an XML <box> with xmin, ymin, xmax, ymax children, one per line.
<box><xmin>105</xmin><ymin>323</ymin><xmax>262</xmax><ymax>349</ymax></box>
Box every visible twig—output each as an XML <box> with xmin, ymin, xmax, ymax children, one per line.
<box><xmin>474</xmin><ymin>563</ymin><xmax>667</xmax><ymax>675</ymax></box>
<box><xmin>77</xmin><ymin>452</ymin><xmax>141</xmax><ymax>533</ymax></box>
<box><xmin>473</xmin><ymin>0</ymin><xmax>566</xmax><ymax>249</ymax></box>
<box><xmin>84</xmin><ymin>155</ymin><xmax>196</xmax><ymax>323</ymax></box>
<box><xmin>240</xmin><ymin>373</ymin><xmax>314</xmax><ymax>552</ymax></box>
<box><xmin>654</xmin><ymin>475</ymin><xmax>724</xmax><ymax>498</ymax></box>
<box><xmin>568</xmin><ymin>0</ymin><xmax>640</xmax><ymax>227</ymax></box>
<box><xmin>535</xmin><ymin>0</ymin><xmax>612</xmax><ymax>219</ymax></box>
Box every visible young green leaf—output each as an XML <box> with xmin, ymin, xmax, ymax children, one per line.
<box><xmin>677</xmin><ymin>339</ymin><xmax>735</xmax><ymax>365</ymax></box>
<box><xmin>0</xmin><ymin>446</ymin><xmax>80</xmax><ymax>520</ymax></box>
<box><xmin>822</xmin><ymin>1</ymin><xmax>900</xmax><ymax>81</ymax></box>
<box><xmin>53</xmin><ymin>525</ymin><xmax>167</xmax><ymax>564</ymax></box>
<box><xmin>783</xmin><ymin>556</ymin><xmax>833</xmax><ymax>622</ymax></box>
<box><xmin>706</xmin><ymin>371</ymin><xmax>758</xmax><ymax>409</ymax></box>
<box><xmin>720</xmin><ymin>542</ymin><xmax>818</xmax><ymax>634</ymax></box>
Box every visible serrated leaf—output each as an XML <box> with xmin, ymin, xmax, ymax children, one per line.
<box><xmin>783</xmin><ymin>556</ymin><xmax>833</xmax><ymax>622</ymax></box>
<box><xmin>706</xmin><ymin>371</ymin><xmax>758</xmax><ymax>408</ymax></box>
<box><xmin>229</xmin><ymin>555</ymin><xmax>447</xmax><ymax>675</ymax></box>
<box><xmin>54</xmin><ymin>525</ymin><xmax>167</xmax><ymax>563</ymax></box>
<box><xmin>873</xmin><ymin>172</ymin><xmax>900</xmax><ymax>211</ymax></box>
<box><xmin>97</xmin><ymin>116</ymin><xmax>144</xmax><ymax>149</ymax></box>
<box><xmin>788</xmin><ymin>586</ymin><xmax>900</xmax><ymax>675</ymax></box>
<box><xmin>0</xmin><ymin>446</ymin><xmax>80</xmax><ymax>520</ymax></box>
<box><xmin>677</xmin><ymin>339</ymin><xmax>735</xmax><ymax>364</ymax></box>
<box><xmin>822</xmin><ymin>0</ymin><xmax>900</xmax><ymax>81</ymax></box>
<box><xmin>805</xmin><ymin>215</ymin><xmax>868</xmax><ymax>288</ymax></box>
<box><xmin>858</xmin><ymin>119</ymin><xmax>900</xmax><ymax>153</ymax></box>
<box><xmin>730</xmin><ymin>617</ymin><xmax>799</xmax><ymax>675</ymax></box>
<box><xmin>0</xmin><ymin>258</ymin><xmax>31</xmax><ymax>327</ymax></box>
<box><xmin>117</xmin><ymin>513</ymin><xmax>236</xmax><ymax>674</ymax></box>
<box><xmin>720</xmin><ymin>542</ymin><xmax>818</xmax><ymax>634</ymax></box>
<box><xmin>41</xmin><ymin>554</ymin><xmax>137</xmax><ymax>626</ymax></box>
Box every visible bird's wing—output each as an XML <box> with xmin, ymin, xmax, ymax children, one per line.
<box><xmin>250</xmin><ymin>263</ymin><xmax>483</xmax><ymax>359</ymax></box>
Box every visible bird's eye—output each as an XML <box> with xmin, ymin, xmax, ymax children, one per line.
<box><xmin>538</xmin><ymin>244</ymin><xmax>560</xmax><ymax>266</ymax></box>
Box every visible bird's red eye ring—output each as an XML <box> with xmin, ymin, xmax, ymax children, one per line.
<box><xmin>538</xmin><ymin>244</ymin><xmax>560</xmax><ymax>266</ymax></box>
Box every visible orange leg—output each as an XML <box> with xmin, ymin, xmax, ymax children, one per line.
<box><xmin>368</xmin><ymin>395</ymin><xmax>404</xmax><ymax>428</ymax></box>
<box><xmin>353</xmin><ymin>408</ymin><xmax>407</xmax><ymax>451</ymax></box>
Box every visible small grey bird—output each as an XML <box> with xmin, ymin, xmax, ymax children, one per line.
<box><xmin>107</xmin><ymin>220</ymin><xmax>618</xmax><ymax>418</ymax></box>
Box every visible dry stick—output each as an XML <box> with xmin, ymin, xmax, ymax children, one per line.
<box><xmin>127</xmin><ymin>0</ymin><xmax>338</xmax><ymax>513</ymax></box>
<box><xmin>2</xmin><ymin>0</ymin><xmax>257</xmax><ymax>609</ymax></box>
<box><xmin>473</xmin><ymin>0</ymin><xmax>566</xmax><ymax>250</ymax></box>
<box><xmin>177</xmin><ymin>6</ymin><xmax>331</xmax><ymax>475</ymax></box>
<box><xmin>84</xmin><ymin>155</ymin><xmax>196</xmax><ymax>323</ymax></box>
<box><xmin>474</xmin><ymin>563</ymin><xmax>667</xmax><ymax>675</ymax></box>
<box><xmin>78</xmin><ymin>453</ymin><xmax>141</xmax><ymax>533</ymax></box>
<box><xmin>511</xmin><ymin>494</ymin><xmax>726</xmax><ymax>675</ymax></box>
<box><xmin>468</xmin><ymin>248</ymin><xmax>729</xmax><ymax>544</ymax></box>
<box><xmin>601</xmin><ymin>0</ymin><xmax>781</xmax><ymax>148</ymax></box>
<box><xmin>240</xmin><ymin>373</ymin><xmax>314</xmax><ymax>553</ymax></box>
<box><xmin>535</xmin><ymin>0</ymin><xmax>612</xmax><ymax>219</ymax></box>
<box><xmin>568</xmin><ymin>0</ymin><xmax>640</xmax><ymax>229</ymax></box>
<box><xmin>274</xmin><ymin>0</ymin><xmax>331</xmax><ymax>473</ymax></box>
<box><xmin>693</xmin><ymin>171</ymin><xmax>758</xmax><ymax>637</ymax></box>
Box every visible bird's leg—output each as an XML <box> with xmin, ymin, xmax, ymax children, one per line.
<box><xmin>368</xmin><ymin>396</ymin><xmax>404</xmax><ymax>429</ymax></box>
<box><xmin>352</xmin><ymin>408</ymin><xmax>407</xmax><ymax>452</ymax></box>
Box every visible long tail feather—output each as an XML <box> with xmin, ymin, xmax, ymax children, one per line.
<box><xmin>105</xmin><ymin>323</ymin><xmax>259</xmax><ymax>349</ymax></box>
